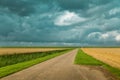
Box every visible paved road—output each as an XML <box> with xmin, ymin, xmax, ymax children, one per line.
<box><xmin>1</xmin><ymin>49</ymin><xmax>108</xmax><ymax>80</ymax></box>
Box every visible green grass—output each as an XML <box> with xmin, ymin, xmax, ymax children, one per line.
<box><xmin>75</xmin><ymin>49</ymin><xmax>120</xmax><ymax>79</ymax></box>
<box><xmin>0</xmin><ymin>50</ymin><xmax>68</xmax><ymax>68</ymax></box>
<box><xmin>75</xmin><ymin>49</ymin><xmax>102</xmax><ymax>65</ymax></box>
<box><xmin>0</xmin><ymin>49</ymin><xmax>72</xmax><ymax>78</ymax></box>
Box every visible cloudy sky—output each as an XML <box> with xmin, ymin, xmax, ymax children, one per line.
<box><xmin>0</xmin><ymin>0</ymin><xmax>120</xmax><ymax>46</ymax></box>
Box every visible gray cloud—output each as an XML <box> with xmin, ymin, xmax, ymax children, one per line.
<box><xmin>0</xmin><ymin>0</ymin><xmax>120</xmax><ymax>46</ymax></box>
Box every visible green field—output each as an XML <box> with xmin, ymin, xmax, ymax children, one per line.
<box><xmin>0</xmin><ymin>50</ymin><xmax>68</xmax><ymax>68</ymax></box>
<box><xmin>75</xmin><ymin>49</ymin><xmax>120</xmax><ymax>79</ymax></box>
<box><xmin>0</xmin><ymin>49</ymin><xmax>72</xmax><ymax>78</ymax></box>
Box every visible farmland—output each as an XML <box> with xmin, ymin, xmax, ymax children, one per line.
<box><xmin>1</xmin><ymin>48</ymin><xmax>120</xmax><ymax>80</ymax></box>
<box><xmin>0</xmin><ymin>48</ymin><xmax>66</xmax><ymax>55</ymax></box>
<box><xmin>1</xmin><ymin>49</ymin><xmax>109</xmax><ymax>80</ymax></box>
<box><xmin>0</xmin><ymin>49</ymin><xmax>69</xmax><ymax>68</ymax></box>
<box><xmin>75</xmin><ymin>48</ymin><xmax>120</xmax><ymax>79</ymax></box>
<box><xmin>81</xmin><ymin>48</ymin><xmax>120</xmax><ymax>69</ymax></box>
<box><xmin>0</xmin><ymin>48</ymin><xmax>71</xmax><ymax>78</ymax></box>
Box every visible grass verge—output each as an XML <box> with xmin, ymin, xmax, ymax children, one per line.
<box><xmin>75</xmin><ymin>49</ymin><xmax>120</xmax><ymax>79</ymax></box>
<box><xmin>0</xmin><ymin>49</ymin><xmax>72</xmax><ymax>78</ymax></box>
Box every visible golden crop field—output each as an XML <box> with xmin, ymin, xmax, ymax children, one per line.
<box><xmin>0</xmin><ymin>48</ymin><xmax>65</xmax><ymax>55</ymax></box>
<box><xmin>82</xmin><ymin>48</ymin><xmax>120</xmax><ymax>69</ymax></box>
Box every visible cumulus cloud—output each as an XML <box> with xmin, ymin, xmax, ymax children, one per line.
<box><xmin>116</xmin><ymin>35</ymin><xmax>120</xmax><ymax>42</ymax></box>
<box><xmin>0</xmin><ymin>0</ymin><xmax>120</xmax><ymax>46</ymax></box>
<box><xmin>87</xmin><ymin>31</ymin><xmax>120</xmax><ymax>43</ymax></box>
<box><xmin>109</xmin><ymin>8</ymin><xmax>120</xmax><ymax>16</ymax></box>
<box><xmin>54</xmin><ymin>11</ymin><xmax>86</xmax><ymax>26</ymax></box>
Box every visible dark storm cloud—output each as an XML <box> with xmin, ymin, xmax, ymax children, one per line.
<box><xmin>0</xmin><ymin>0</ymin><xmax>120</xmax><ymax>46</ymax></box>
<box><xmin>0</xmin><ymin>0</ymin><xmax>112</xmax><ymax>16</ymax></box>
<box><xmin>0</xmin><ymin>0</ymin><xmax>35</xmax><ymax>16</ymax></box>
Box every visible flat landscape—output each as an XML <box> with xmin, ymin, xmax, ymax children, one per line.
<box><xmin>0</xmin><ymin>48</ymin><xmax>65</xmax><ymax>55</ymax></box>
<box><xmin>0</xmin><ymin>0</ymin><xmax>120</xmax><ymax>80</ymax></box>
<box><xmin>0</xmin><ymin>48</ymin><xmax>119</xmax><ymax>80</ymax></box>
<box><xmin>1</xmin><ymin>49</ymin><xmax>109</xmax><ymax>80</ymax></box>
<box><xmin>82</xmin><ymin>48</ymin><xmax>120</xmax><ymax>69</ymax></box>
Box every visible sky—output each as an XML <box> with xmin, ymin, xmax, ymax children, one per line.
<box><xmin>0</xmin><ymin>0</ymin><xmax>120</xmax><ymax>47</ymax></box>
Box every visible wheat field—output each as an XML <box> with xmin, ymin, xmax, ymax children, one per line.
<box><xmin>82</xmin><ymin>48</ymin><xmax>120</xmax><ymax>69</ymax></box>
<box><xmin>0</xmin><ymin>48</ymin><xmax>65</xmax><ymax>55</ymax></box>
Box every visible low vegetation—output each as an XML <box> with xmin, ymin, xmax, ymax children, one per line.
<box><xmin>75</xmin><ymin>49</ymin><xmax>120</xmax><ymax>79</ymax></box>
<box><xmin>75</xmin><ymin>49</ymin><xmax>102</xmax><ymax>65</ymax></box>
<box><xmin>0</xmin><ymin>50</ymin><xmax>67</xmax><ymax>68</ymax></box>
<box><xmin>0</xmin><ymin>49</ymin><xmax>72</xmax><ymax>78</ymax></box>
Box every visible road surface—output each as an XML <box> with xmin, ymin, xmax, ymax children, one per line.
<box><xmin>1</xmin><ymin>49</ymin><xmax>112</xmax><ymax>80</ymax></box>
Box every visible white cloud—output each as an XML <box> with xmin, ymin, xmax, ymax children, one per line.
<box><xmin>87</xmin><ymin>31</ymin><xmax>120</xmax><ymax>42</ymax></box>
<box><xmin>109</xmin><ymin>8</ymin><xmax>120</xmax><ymax>15</ymax></box>
<box><xmin>87</xmin><ymin>32</ymin><xmax>101</xmax><ymax>40</ymax></box>
<box><xmin>54</xmin><ymin>11</ymin><xmax>86</xmax><ymax>26</ymax></box>
<box><xmin>116</xmin><ymin>35</ymin><xmax>120</xmax><ymax>42</ymax></box>
<box><xmin>101</xmin><ymin>34</ymin><xmax>109</xmax><ymax>39</ymax></box>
